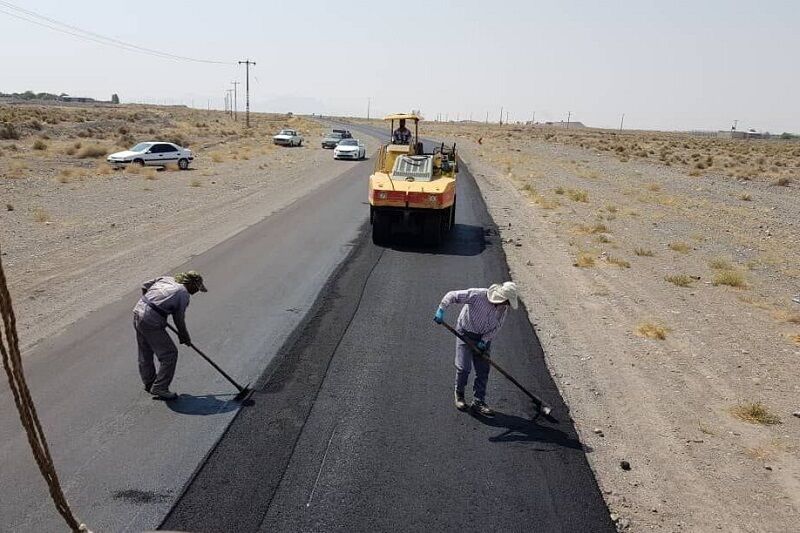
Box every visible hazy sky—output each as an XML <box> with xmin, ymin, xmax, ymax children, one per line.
<box><xmin>1</xmin><ymin>0</ymin><xmax>798</xmax><ymax>132</ymax></box>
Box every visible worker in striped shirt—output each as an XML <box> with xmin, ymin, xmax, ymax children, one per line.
<box><xmin>434</xmin><ymin>282</ymin><xmax>518</xmax><ymax>416</ymax></box>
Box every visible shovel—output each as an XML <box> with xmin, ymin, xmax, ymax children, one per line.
<box><xmin>166</xmin><ymin>323</ymin><xmax>253</xmax><ymax>402</ymax></box>
<box><xmin>439</xmin><ymin>321</ymin><xmax>556</xmax><ymax>422</ymax></box>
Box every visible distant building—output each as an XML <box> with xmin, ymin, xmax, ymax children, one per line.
<box><xmin>59</xmin><ymin>95</ymin><xmax>96</xmax><ymax>103</ymax></box>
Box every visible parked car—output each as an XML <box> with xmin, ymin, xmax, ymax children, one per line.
<box><xmin>273</xmin><ymin>129</ymin><xmax>303</xmax><ymax>147</ymax></box>
<box><xmin>333</xmin><ymin>138</ymin><xmax>366</xmax><ymax>160</ymax></box>
<box><xmin>321</xmin><ymin>131</ymin><xmax>346</xmax><ymax>149</ymax></box>
<box><xmin>106</xmin><ymin>141</ymin><xmax>193</xmax><ymax>169</ymax></box>
<box><xmin>332</xmin><ymin>129</ymin><xmax>352</xmax><ymax>139</ymax></box>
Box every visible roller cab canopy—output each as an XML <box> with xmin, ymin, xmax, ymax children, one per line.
<box><xmin>383</xmin><ymin>113</ymin><xmax>422</xmax><ymax>122</ymax></box>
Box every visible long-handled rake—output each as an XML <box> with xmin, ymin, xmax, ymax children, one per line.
<box><xmin>166</xmin><ymin>323</ymin><xmax>253</xmax><ymax>402</ymax></box>
<box><xmin>439</xmin><ymin>321</ymin><xmax>556</xmax><ymax>422</ymax></box>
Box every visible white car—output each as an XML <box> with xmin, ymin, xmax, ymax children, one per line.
<box><xmin>333</xmin><ymin>139</ymin><xmax>366</xmax><ymax>160</ymax></box>
<box><xmin>107</xmin><ymin>141</ymin><xmax>193</xmax><ymax>169</ymax></box>
<box><xmin>273</xmin><ymin>129</ymin><xmax>303</xmax><ymax>147</ymax></box>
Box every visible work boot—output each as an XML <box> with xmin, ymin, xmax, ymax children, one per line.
<box><xmin>471</xmin><ymin>400</ymin><xmax>495</xmax><ymax>417</ymax></box>
<box><xmin>143</xmin><ymin>382</ymin><xmax>153</xmax><ymax>393</ymax></box>
<box><xmin>150</xmin><ymin>389</ymin><xmax>178</xmax><ymax>401</ymax></box>
<box><xmin>454</xmin><ymin>391</ymin><xmax>467</xmax><ymax>411</ymax></box>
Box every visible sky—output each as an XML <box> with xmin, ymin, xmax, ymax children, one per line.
<box><xmin>1</xmin><ymin>0</ymin><xmax>798</xmax><ymax>132</ymax></box>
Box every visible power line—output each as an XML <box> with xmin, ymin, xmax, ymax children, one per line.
<box><xmin>0</xmin><ymin>1</ymin><xmax>231</xmax><ymax>64</ymax></box>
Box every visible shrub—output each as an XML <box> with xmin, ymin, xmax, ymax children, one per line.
<box><xmin>32</xmin><ymin>139</ymin><xmax>48</xmax><ymax>150</ymax></box>
<box><xmin>567</xmin><ymin>189</ymin><xmax>589</xmax><ymax>202</ymax></box>
<box><xmin>573</xmin><ymin>252</ymin><xmax>595</xmax><ymax>268</ymax></box>
<box><xmin>634</xmin><ymin>247</ymin><xmax>654</xmax><ymax>257</ymax></box>
<box><xmin>713</xmin><ymin>270</ymin><xmax>747</xmax><ymax>288</ymax></box>
<box><xmin>665</xmin><ymin>274</ymin><xmax>693</xmax><ymax>287</ymax></box>
<box><xmin>636</xmin><ymin>322</ymin><xmax>668</xmax><ymax>340</ymax></box>
<box><xmin>77</xmin><ymin>144</ymin><xmax>107</xmax><ymax>158</ymax></box>
<box><xmin>607</xmin><ymin>255</ymin><xmax>630</xmax><ymax>268</ymax></box>
<box><xmin>668</xmin><ymin>241</ymin><xmax>691</xmax><ymax>253</ymax></box>
<box><xmin>773</xmin><ymin>177</ymin><xmax>792</xmax><ymax>186</ymax></box>
<box><xmin>730</xmin><ymin>402</ymin><xmax>781</xmax><ymax>425</ymax></box>
<box><xmin>709</xmin><ymin>257</ymin><xmax>733</xmax><ymax>270</ymax></box>
<box><xmin>0</xmin><ymin>122</ymin><xmax>20</xmax><ymax>140</ymax></box>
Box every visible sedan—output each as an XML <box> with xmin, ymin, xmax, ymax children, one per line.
<box><xmin>107</xmin><ymin>142</ymin><xmax>193</xmax><ymax>169</ymax></box>
<box><xmin>273</xmin><ymin>129</ymin><xmax>303</xmax><ymax>147</ymax></box>
<box><xmin>321</xmin><ymin>131</ymin><xmax>345</xmax><ymax>149</ymax></box>
<box><xmin>333</xmin><ymin>139</ymin><xmax>366</xmax><ymax>160</ymax></box>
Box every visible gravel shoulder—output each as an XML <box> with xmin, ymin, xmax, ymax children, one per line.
<box><xmin>1</xmin><ymin>109</ymin><xmax>380</xmax><ymax>350</ymax></box>
<box><xmin>422</xmin><ymin>124</ymin><xmax>799</xmax><ymax>532</ymax></box>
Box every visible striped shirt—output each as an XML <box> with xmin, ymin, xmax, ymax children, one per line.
<box><xmin>440</xmin><ymin>288</ymin><xmax>508</xmax><ymax>341</ymax></box>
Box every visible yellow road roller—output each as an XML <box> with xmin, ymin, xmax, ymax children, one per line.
<box><xmin>368</xmin><ymin>113</ymin><xmax>458</xmax><ymax>245</ymax></box>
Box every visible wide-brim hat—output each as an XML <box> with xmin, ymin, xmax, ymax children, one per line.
<box><xmin>175</xmin><ymin>270</ymin><xmax>208</xmax><ymax>292</ymax></box>
<box><xmin>487</xmin><ymin>281</ymin><xmax>518</xmax><ymax>309</ymax></box>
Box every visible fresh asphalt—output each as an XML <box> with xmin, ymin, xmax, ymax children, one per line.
<box><xmin>162</xmin><ymin>123</ymin><xmax>614</xmax><ymax>533</ymax></box>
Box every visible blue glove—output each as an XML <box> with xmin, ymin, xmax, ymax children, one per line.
<box><xmin>477</xmin><ymin>340</ymin><xmax>487</xmax><ymax>351</ymax></box>
<box><xmin>434</xmin><ymin>307</ymin><xmax>445</xmax><ymax>324</ymax></box>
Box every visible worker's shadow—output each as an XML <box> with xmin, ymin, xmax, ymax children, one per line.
<box><xmin>471</xmin><ymin>411</ymin><xmax>591</xmax><ymax>452</ymax></box>
<box><xmin>165</xmin><ymin>394</ymin><xmax>239</xmax><ymax>416</ymax></box>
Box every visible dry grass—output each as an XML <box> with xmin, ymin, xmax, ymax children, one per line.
<box><xmin>668</xmin><ymin>241</ymin><xmax>692</xmax><ymax>253</ymax></box>
<box><xmin>665</xmin><ymin>274</ymin><xmax>694</xmax><ymax>287</ymax></box>
<box><xmin>730</xmin><ymin>402</ymin><xmax>781</xmax><ymax>425</ymax></box>
<box><xmin>773</xmin><ymin>177</ymin><xmax>792</xmax><ymax>187</ymax></box>
<box><xmin>636</xmin><ymin>322</ymin><xmax>669</xmax><ymax>340</ymax></box>
<box><xmin>567</xmin><ymin>188</ymin><xmax>589</xmax><ymax>202</ymax></box>
<box><xmin>713</xmin><ymin>270</ymin><xmax>747</xmax><ymax>288</ymax></box>
<box><xmin>32</xmin><ymin>139</ymin><xmax>48</xmax><ymax>151</ymax></box>
<box><xmin>709</xmin><ymin>257</ymin><xmax>733</xmax><ymax>270</ymax></box>
<box><xmin>77</xmin><ymin>144</ymin><xmax>107</xmax><ymax>158</ymax></box>
<box><xmin>739</xmin><ymin>193</ymin><xmax>752</xmax><ymax>201</ymax></box>
<box><xmin>57</xmin><ymin>169</ymin><xmax>73</xmax><ymax>183</ymax></box>
<box><xmin>606</xmin><ymin>255</ymin><xmax>630</xmax><ymax>268</ymax></box>
<box><xmin>573</xmin><ymin>252</ymin><xmax>595</xmax><ymax>268</ymax></box>
<box><xmin>634</xmin><ymin>247</ymin><xmax>655</xmax><ymax>257</ymax></box>
<box><xmin>33</xmin><ymin>208</ymin><xmax>50</xmax><ymax>223</ymax></box>
<box><xmin>210</xmin><ymin>152</ymin><xmax>225</xmax><ymax>163</ymax></box>
<box><xmin>190</xmin><ymin>178</ymin><xmax>202</xmax><ymax>187</ymax></box>
<box><xmin>142</xmin><ymin>169</ymin><xmax>158</xmax><ymax>180</ymax></box>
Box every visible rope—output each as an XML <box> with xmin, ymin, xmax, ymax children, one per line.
<box><xmin>0</xmin><ymin>247</ymin><xmax>91</xmax><ymax>533</ymax></box>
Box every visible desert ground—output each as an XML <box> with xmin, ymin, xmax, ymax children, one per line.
<box><xmin>0</xmin><ymin>104</ymin><xmax>379</xmax><ymax>349</ymax></box>
<box><xmin>409</xmin><ymin>120</ymin><xmax>799</xmax><ymax>532</ymax></box>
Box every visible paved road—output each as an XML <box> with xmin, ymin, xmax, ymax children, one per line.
<box><xmin>0</xmin><ymin>154</ymin><xmax>375</xmax><ymax>532</ymax></box>
<box><xmin>163</xmin><ymin>126</ymin><xmax>614</xmax><ymax>532</ymax></box>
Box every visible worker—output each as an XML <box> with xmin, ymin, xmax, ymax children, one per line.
<box><xmin>392</xmin><ymin>118</ymin><xmax>412</xmax><ymax>144</ymax></box>
<box><xmin>434</xmin><ymin>282</ymin><xmax>518</xmax><ymax>416</ymax></box>
<box><xmin>133</xmin><ymin>271</ymin><xmax>207</xmax><ymax>400</ymax></box>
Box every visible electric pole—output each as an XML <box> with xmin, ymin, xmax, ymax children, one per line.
<box><xmin>238</xmin><ymin>59</ymin><xmax>256</xmax><ymax>127</ymax></box>
<box><xmin>619</xmin><ymin>113</ymin><xmax>625</xmax><ymax>131</ymax></box>
<box><xmin>226</xmin><ymin>89</ymin><xmax>234</xmax><ymax>118</ymax></box>
<box><xmin>732</xmin><ymin>119</ymin><xmax>738</xmax><ymax>132</ymax></box>
<box><xmin>231</xmin><ymin>81</ymin><xmax>240</xmax><ymax>121</ymax></box>
<box><xmin>506</xmin><ymin>111</ymin><xmax>509</xmax><ymax>125</ymax></box>
<box><xmin>485</xmin><ymin>111</ymin><xmax>489</xmax><ymax>124</ymax></box>
<box><xmin>566</xmin><ymin>111</ymin><xmax>571</xmax><ymax>128</ymax></box>
<box><xmin>224</xmin><ymin>92</ymin><xmax>229</xmax><ymax>115</ymax></box>
<box><xmin>367</xmin><ymin>97</ymin><xmax>371</xmax><ymax>119</ymax></box>
<box><xmin>531</xmin><ymin>111</ymin><xmax>535</xmax><ymax>124</ymax></box>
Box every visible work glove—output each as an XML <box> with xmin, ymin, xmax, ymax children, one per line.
<box><xmin>434</xmin><ymin>307</ymin><xmax>445</xmax><ymax>324</ymax></box>
<box><xmin>476</xmin><ymin>340</ymin><xmax>487</xmax><ymax>352</ymax></box>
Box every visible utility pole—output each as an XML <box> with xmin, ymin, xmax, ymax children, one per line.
<box><xmin>531</xmin><ymin>111</ymin><xmax>535</xmax><ymax>124</ymax></box>
<box><xmin>238</xmin><ymin>59</ymin><xmax>256</xmax><ymax>127</ymax></box>
<box><xmin>499</xmin><ymin>106</ymin><xmax>503</xmax><ymax>125</ymax></box>
<box><xmin>231</xmin><ymin>81</ymin><xmax>240</xmax><ymax>121</ymax></box>
<box><xmin>732</xmin><ymin>119</ymin><xmax>738</xmax><ymax>132</ymax></box>
<box><xmin>506</xmin><ymin>111</ymin><xmax>509</xmax><ymax>125</ymax></box>
<box><xmin>224</xmin><ymin>92</ymin><xmax>229</xmax><ymax>115</ymax></box>
<box><xmin>485</xmin><ymin>111</ymin><xmax>489</xmax><ymax>124</ymax></box>
<box><xmin>367</xmin><ymin>97</ymin><xmax>371</xmax><ymax>120</ymax></box>
<box><xmin>566</xmin><ymin>111</ymin><xmax>571</xmax><ymax>128</ymax></box>
<box><xmin>619</xmin><ymin>113</ymin><xmax>625</xmax><ymax>131</ymax></box>
<box><xmin>226</xmin><ymin>89</ymin><xmax>234</xmax><ymax>118</ymax></box>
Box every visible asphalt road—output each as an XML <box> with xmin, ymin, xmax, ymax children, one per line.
<box><xmin>162</xmin><ymin>125</ymin><xmax>614</xmax><ymax>533</ymax></box>
<box><xmin>0</xmin><ymin>153</ymin><xmax>374</xmax><ymax>532</ymax></box>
